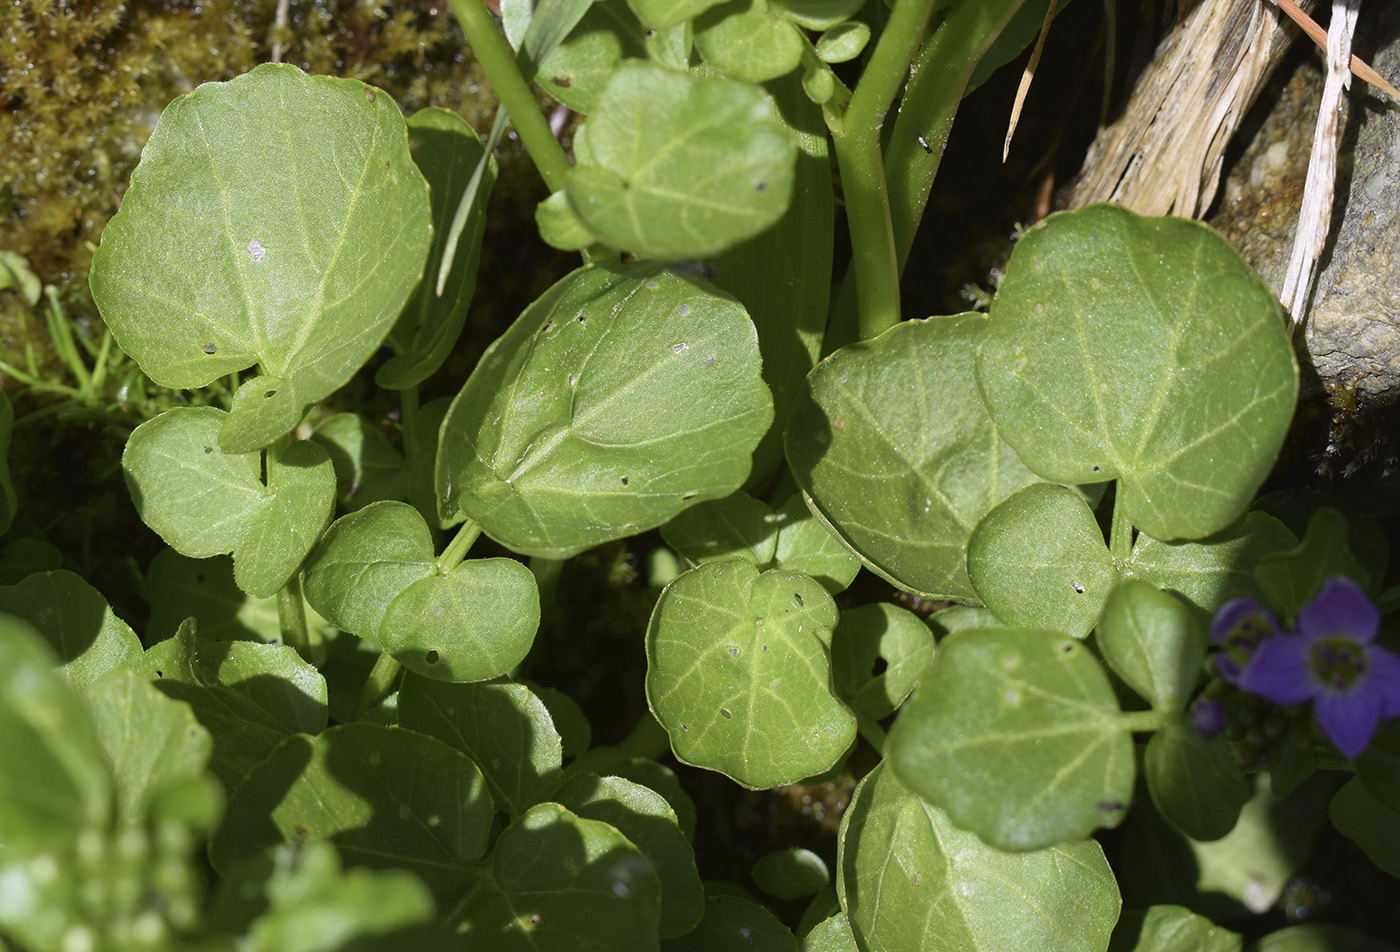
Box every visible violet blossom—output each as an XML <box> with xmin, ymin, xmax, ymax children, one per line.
<box><xmin>1210</xmin><ymin>596</ymin><xmax>1280</xmax><ymax>684</ymax></box>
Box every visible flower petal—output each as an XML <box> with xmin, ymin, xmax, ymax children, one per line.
<box><xmin>1240</xmin><ymin>635</ymin><xmax>1315</xmax><ymax>705</ymax></box>
<box><xmin>1295</xmin><ymin>576</ymin><xmax>1379</xmax><ymax>644</ymax></box>
<box><xmin>1366</xmin><ymin>644</ymin><xmax>1400</xmax><ymax>720</ymax></box>
<box><xmin>1210</xmin><ymin>597</ymin><xmax>1278</xmax><ymax>645</ymax></box>
<box><xmin>1314</xmin><ymin>688</ymin><xmax>1385</xmax><ymax>759</ymax></box>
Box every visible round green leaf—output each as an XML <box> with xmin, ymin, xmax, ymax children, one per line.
<box><xmin>838</xmin><ymin>763</ymin><xmax>1121</xmax><ymax>952</ymax></box>
<box><xmin>554</xmin><ymin>773</ymin><xmax>704</xmax><ymax>938</ymax></box>
<box><xmin>436</xmin><ymin>262</ymin><xmax>772</xmax><ymax>559</ymax></box>
<box><xmin>661</xmin><ymin>491</ymin><xmax>778</xmax><ymax>569</ymax></box>
<box><xmin>89</xmin><ymin>63</ymin><xmax>431</xmax><ymax>452</ymax></box>
<box><xmin>536</xmin><ymin>190</ymin><xmax>598</xmax><ymax>252</ymax></box>
<box><xmin>566</xmin><ymin>63</ymin><xmax>796</xmax><ymax>258</ymax></box>
<box><xmin>977</xmin><ymin>204</ymin><xmax>1297</xmax><ymax>541</ymax></box>
<box><xmin>788</xmin><ymin>315</ymin><xmax>1043</xmax><ymax>601</ymax></box>
<box><xmin>378</xmin><ymin>556</ymin><xmax>539</xmax><ymax>683</ymax></box>
<box><xmin>830</xmin><ymin>603</ymin><xmax>935</xmax><ymax>722</ymax></box>
<box><xmin>967</xmin><ymin>483</ymin><xmax>1118</xmax><ymax>637</ymax></box>
<box><xmin>399</xmin><ymin>674</ymin><xmax>562</xmax><ymax>812</ymax></box>
<box><xmin>627</xmin><ymin>0</ymin><xmax>729</xmax><ymax>29</ymax></box>
<box><xmin>1329</xmin><ymin>778</ymin><xmax>1400</xmax><ymax>879</ymax></box>
<box><xmin>1144</xmin><ymin>723</ymin><xmax>1249</xmax><ymax>842</ymax></box>
<box><xmin>124</xmin><ymin>407</ymin><xmax>335</xmax><ymax>597</ymax></box>
<box><xmin>303</xmin><ymin>501</ymin><xmax>436</xmax><ymax>638</ymax></box>
<box><xmin>0</xmin><ymin>570</ymin><xmax>146</xmax><ymax>690</ymax></box>
<box><xmin>1107</xmin><ymin>906</ymin><xmax>1240</xmax><ymax>952</ymax></box>
<box><xmin>1096</xmin><ymin>580</ymin><xmax>1205</xmax><ymax>712</ymax></box>
<box><xmin>85</xmin><ymin>667</ymin><xmax>212</xmax><ymax>825</ymax></box>
<box><xmin>814</xmin><ymin>21</ymin><xmax>870</xmax><ymax>63</ymax></box>
<box><xmin>694</xmin><ymin>0</ymin><xmax>804</xmax><ymax>83</ymax></box>
<box><xmin>611</xmin><ymin>758</ymin><xmax>697</xmax><ymax>841</ymax></box>
<box><xmin>212</xmin><ymin>724</ymin><xmax>493</xmax><ymax>906</ymax></box>
<box><xmin>773</xmin><ymin>0</ymin><xmax>863</xmax><ymax>30</ymax></box>
<box><xmin>665</xmin><ymin>894</ymin><xmax>796</xmax><ymax>951</ymax></box>
<box><xmin>645</xmin><ymin>560</ymin><xmax>855</xmax><ymax>789</ymax></box>
<box><xmin>463</xmin><ymin>802</ymin><xmax>663</xmax><ymax>949</ymax></box>
<box><xmin>0</xmin><ymin>616</ymin><xmax>112</xmax><ymax>854</ymax></box>
<box><xmin>888</xmin><ymin>628</ymin><xmax>1134</xmax><ymax>850</ymax></box>
<box><xmin>752</xmin><ymin>847</ymin><xmax>829</xmax><ymax>900</ymax></box>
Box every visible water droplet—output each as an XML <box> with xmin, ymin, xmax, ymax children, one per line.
<box><xmin>246</xmin><ymin>238</ymin><xmax>266</xmax><ymax>261</ymax></box>
<box><xmin>678</xmin><ymin>304</ymin><xmax>690</xmax><ymax>316</ymax></box>
<box><xmin>644</xmin><ymin>280</ymin><xmax>658</xmax><ymax>289</ymax></box>
<box><xmin>769</xmin><ymin>680</ymin><xmax>781</xmax><ymax>691</ymax></box>
<box><xmin>1003</xmin><ymin>688</ymin><xmax>1021</xmax><ymax>707</ymax></box>
<box><xmin>912</xmin><ymin>872</ymin><xmax>922</xmax><ymax>885</ymax></box>
<box><xmin>568</xmin><ymin>373</ymin><xmax>578</xmax><ymax>387</ymax></box>
<box><xmin>705</xmin><ymin>355</ymin><xmax>716</xmax><ymax>366</ymax></box>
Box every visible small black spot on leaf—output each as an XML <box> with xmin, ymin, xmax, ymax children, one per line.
<box><xmin>792</xmin><ymin>592</ymin><xmax>804</xmax><ymax>608</ymax></box>
<box><xmin>871</xmin><ymin>657</ymin><xmax>888</xmax><ymax>676</ymax></box>
<box><xmin>754</xmin><ymin>181</ymin><xmax>767</xmax><ymax>193</ymax></box>
<box><xmin>551</xmin><ymin>76</ymin><xmax>573</xmax><ymax>88</ymax></box>
<box><xmin>621</xmin><ymin>476</ymin><xmax>629</xmax><ymax>486</ymax></box>
<box><xmin>643</xmin><ymin>28</ymin><xmax>656</xmax><ymax>38</ymax></box>
<box><xmin>1070</xmin><ymin>580</ymin><xmax>1086</xmax><ymax>595</ymax></box>
<box><xmin>426</xmin><ymin>649</ymin><xmax>440</xmax><ymax>664</ymax></box>
<box><xmin>202</xmin><ymin>341</ymin><xmax>217</xmax><ymax>355</ymax></box>
<box><xmin>1091</xmin><ymin>464</ymin><xmax>1102</xmax><ymax>473</ymax></box>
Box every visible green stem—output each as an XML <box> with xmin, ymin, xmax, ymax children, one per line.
<box><xmin>448</xmin><ymin>0</ymin><xmax>572</xmax><ymax>193</ymax></box>
<box><xmin>437</xmin><ymin>518</ymin><xmax>482</xmax><ymax>573</ymax></box>
<box><xmin>565</xmin><ymin>711</ymin><xmax>670</xmax><ymax>778</ymax></box>
<box><xmin>1119</xmin><ymin>710</ymin><xmax>1165</xmax><ymax>734</ymax></box>
<box><xmin>355</xmin><ymin>651</ymin><xmax>404</xmax><ymax>720</ymax></box>
<box><xmin>277</xmin><ymin>574</ymin><xmax>313</xmax><ymax>656</ymax></box>
<box><xmin>857</xmin><ymin>716</ymin><xmax>889</xmax><ymax>754</ymax></box>
<box><xmin>1109</xmin><ymin>483</ymin><xmax>1132</xmax><ymax>563</ymax></box>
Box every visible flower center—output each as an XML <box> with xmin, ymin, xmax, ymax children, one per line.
<box><xmin>1224</xmin><ymin>611</ymin><xmax>1273</xmax><ymax>668</ymax></box>
<box><xmin>1308</xmin><ymin>635</ymin><xmax>1368</xmax><ymax>692</ymax></box>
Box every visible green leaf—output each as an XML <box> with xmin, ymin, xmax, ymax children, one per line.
<box><xmin>89</xmin><ymin>63</ymin><xmax>432</xmax><ymax>452</ymax></box>
<box><xmin>124</xmin><ymin>407</ymin><xmax>335</xmax><ymax>597</ymax></box>
<box><xmin>303</xmin><ymin>501</ymin><xmax>435</xmax><ymax>637</ymax></box>
<box><xmin>555</xmin><ymin>773</ymin><xmax>704</xmax><ymax>938</ymax></box>
<box><xmin>977</xmin><ymin>204</ymin><xmax>1297</xmax><ymax>541</ymax></box>
<box><xmin>310</xmin><ymin>412</ymin><xmax>409</xmax><ymax>511</ymax></box>
<box><xmin>0</xmin><ymin>251</ymin><xmax>42</xmax><ymax>304</ymax></box>
<box><xmin>0</xmin><ymin>569</ymin><xmax>147</xmax><ymax>690</ymax></box>
<box><xmin>967</xmin><ymin>483</ymin><xmax>1118</xmax><ymax>637</ymax></box>
<box><xmin>436</xmin><ymin>262</ymin><xmax>772</xmax><ymax>558</ymax></box>
<box><xmin>788</xmin><ymin>315</ymin><xmax>1043</xmax><ymax>601</ymax></box>
<box><xmin>814</xmin><ymin>21</ymin><xmax>870</xmax><ymax>63</ymax></box>
<box><xmin>838</xmin><ymin>763</ymin><xmax>1121</xmax><ymax>952</ymax></box>
<box><xmin>527</xmin><ymin>682</ymin><xmax>593</xmax><ymax>759</ymax></box>
<box><xmin>887</xmin><ymin>628</ymin><xmax>1134</xmax><ymax>850</ymax></box>
<box><xmin>612</xmin><ymin>758</ymin><xmax>698</xmax><ymax>841</ymax></box>
<box><xmin>213</xmin><ymin>724</ymin><xmax>493</xmax><ymax>905</ymax></box>
<box><xmin>536</xmin><ymin>190</ymin><xmax>600</xmax><ymax>252</ymax></box>
<box><xmin>772</xmin><ymin>0</ymin><xmax>863</xmax><ymax>30</ymax></box>
<box><xmin>147</xmin><ymin>619</ymin><xmax>328</xmax><ymax>789</ymax></box>
<box><xmin>85</xmin><ymin>667</ymin><xmax>213</xmax><ymax>825</ymax></box>
<box><xmin>662</xmin><ymin>491</ymin><xmax>778</xmax><ymax>569</ymax></box>
<box><xmin>1125</xmin><ymin>512</ymin><xmax>1297</xmax><ymax>629</ymax></box>
<box><xmin>378</xmin><ymin>108</ymin><xmax>495</xmax><ymax>390</ymax></box>
<box><xmin>1329</xmin><ymin>777</ymin><xmax>1400</xmax><ymax>878</ymax></box>
<box><xmin>1107</xmin><ymin>906</ymin><xmax>1240</xmax><ymax>952</ymax></box>
<box><xmin>627</xmin><ymin>0</ymin><xmax>729</xmax><ymax>29</ymax></box>
<box><xmin>664</xmin><ymin>894</ymin><xmax>796</xmax><ymax>951</ymax></box>
<box><xmin>146</xmin><ymin>550</ymin><xmax>288</xmax><ymax>644</ymax></box>
<box><xmin>646</xmin><ymin>560</ymin><xmax>855</xmax><ymax>788</ymax></box>
<box><xmin>1095</xmin><ymin>580</ymin><xmax>1205</xmax><ymax>712</ymax></box>
<box><xmin>1358</xmin><ymin>722</ymin><xmax>1400</xmax><ymax>815</ymax></box>
<box><xmin>0</xmin><ymin>391</ymin><xmax>16</xmax><ymax>535</ymax></box>
<box><xmin>1252</xmin><ymin>490</ymin><xmax>1389</xmax><ymax>588</ymax></box>
<box><xmin>830</xmin><ymin>603</ymin><xmax>935</xmax><ymax>722</ymax></box>
<box><xmin>694</xmin><ymin>0</ymin><xmax>804</xmax><ymax>83</ymax></box>
<box><xmin>0</xmin><ymin>536</ymin><xmax>63</xmax><ymax>586</ymax></box>
<box><xmin>453</xmin><ymin>802</ymin><xmax>663</xmax><ymax>950</ymax></box>
<box><xmin>1253</xmin><ymin>925</ymin><xmax>1399</xmax><ymax>952</ymax></box>
<box><xmin>398</xmin><ymin>674</ymin><xmax>563</xmax><ymax>812</ymax></box>
<box><xmin>1145</xmin><ymin>723</ymin><xmax>1249</xmax><ymax>842</ymax></box>
<box><xmin>1254</xmin><ymin>508</ymin><xmax>1368</xmax><ymax>622</ymax></box>
<box><xmin>566</xmin><ymin>63</ymin><xmax>796</xmax><ymax>258</ymax></box>
<box><xmin>802</xmin><ymin>913</ymin><xmax>859</xmax><ymax>952</ymax></box>
<box><xmin>770</xmin><ymin>495</ymin><xmax>861</xmax><ymax>594</ymax></box>
<box><xmin>752</xmin><ymin>847</ymin><xmax>829</xmax><ymax>900</ymax></box>
<box><xmin>0</xmin><ymin>615</ymin><xmax>112</xmax><ymax>853</ymax></box>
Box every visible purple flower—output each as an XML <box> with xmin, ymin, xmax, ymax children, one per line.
<box><xmin>1210</xmin><ymin>597</ymin><xmax>1281</xmax><ymax>683</ymax></box>
<box><xmin>1189</xmin><ymin>699</ymin><xmax>1227</xmax><ymax>739</ymax></box>
<box><xmin>1241</xmin><ymin>577</ymin><xmax>1400</xmax><ymax>759</ymax></box>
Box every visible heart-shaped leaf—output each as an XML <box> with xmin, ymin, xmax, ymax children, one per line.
<box><xmin>554</xmin><ymin>772</ymin><xmax>704</xmax><ymax>938</ymax></box>
<box><xmin>967</xmin><ymin>483</ymin><xmax>1118</xmax><ymax>637</ymax></box>
<box><xmin>1095</xmin><ymin>580</ymin><xmax>1205</xmax><ymax>713</ymax></box>
<box><xmin>566</xmin><ymin>62</ymin><xmax>796</xmax><ymax>258</ymax></box>
<box><xmin>377</xmin><ymin>108</ymin><xmax>494</xmax><ymax>390</ymax></box>
<box><xmin>838</xmin><ymin>763</ymin><xmax>1121</xmax><ymax>952</ymax></box>
<box><xmin>0</xmin><ymin>570</ymin><xmax>147</xmax><ymax>690</ymax></box>
<box><xmin>399</xmin><ymin>674</ymin><xmax>562</xmax><ymax>812</ymax></box>
<box><xmin>124</xmin><ymin>407</ymin><xmax>335</xmax><ymax>597</ymax></box>
<box><xmin>830</xmin><ymin>603</ymin><xmax>935</xmax><ymax>722</ymax></box>
<box><xmin>436</xmin><ymin>262</ymin><xmax>772</xmax><ymax>558</ymax></box>
<box><xmin>888</xmin><ymin>628</ymin><xmax>1135</xmax><ymax>850</ymax></box>
<box><xmin>646</xmin><ymin>560</ymin><xmax>855</xmax><ymax>788</ymax></box>
<box><xmin>89</xmin><ymin>63</ymin><xmax>431</xmax><ymax>452</ymax></box>
<box><xmin>788</xmin><ymin>315</ymin><xmax>1043</xmax><ymax>601</ymax></box>
<box><xmin>212</xmin><ymin>724</ymin><xmax>494</xmax><ymax>906</ymax></box>
<box><xmin>977</xmin><ymin>204</ymin><xmax>1297</xmax><ymax>541</ymax></box>
<box><xmin>146</xmin><ymin>619</ymin><xmax>327</xmax><ymax>789</ymax></box>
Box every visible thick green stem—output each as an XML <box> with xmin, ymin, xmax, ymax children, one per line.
<box><xmin>448</xmin><ymin>0</ymin><xmax>572</xmax><ymax>193</ymax></box>
<box><xmin>277</xmin><ymin>574</ymin><xmax>313</xmax><ymax>656</ymax></box>
<box><xmin>1119</xmin><ymin>710</ymin><xmax>1166</xmax><ymax>734</ymax></box>
<box><xmin>1109</xmin><ymin>484</ymin><xmax>1132</xmax><ymax>563</ymax></box>
<box><xmin>438</xmin><ymin>518</ymin><xmax>482</xmax><ymax>573</ymax></box>
<box><xmin>355</xmin><ymin>651</ymin><xmax>403</xmax><ymax>720</ymax></box>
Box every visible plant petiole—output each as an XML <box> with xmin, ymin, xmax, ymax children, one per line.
<box><xmin>437</xmin><ymin>518</ymin><xmax>483</xmax><ymax>573</ymax></box>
